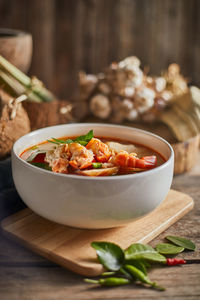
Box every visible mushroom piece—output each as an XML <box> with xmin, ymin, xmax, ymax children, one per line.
<box><xmin>89</xmin><ymin>94</ymin><xmax>111</xmax><ymax>119</ymax></box>
<box><xmin>76</xmin><ymin>167</ymin><xmax>119</xmax><ymax>177</ymax></box>
<box><xmin>106</xmin><ymin>141</ymin><xmax>137</xmax><ymax>154</ymax></box>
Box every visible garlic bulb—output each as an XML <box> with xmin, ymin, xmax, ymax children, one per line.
<box><xmin>136</xmin><ymin>87</ymin><xmax>155</xmax><ymax>113</ymax></box>
<box><xmin>90</xmin><ymin>94</ymin><xmax>111</xmax><ymax>119</ymax></box>
<box><xmin>78</xmin><ymin>56</ymin><xmax>189</xmax><ymax>123</ymax></box>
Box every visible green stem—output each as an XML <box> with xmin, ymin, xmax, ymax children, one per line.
<box><xmin>0</xmin><ymin>70</ymin><xmax>23</xmax><ymax>97</ymax></box>
<box><xmin>84</xmin><ymin>279</ymin><xmax>99</xmax><ymax>284</ymax></box>
<box><xmin>119</xmin><ymin>267</ymin><xmax>133</xmax><ymax>280</ymax></box>
<box><xmin>101</xmin><ymin>271</ymin><xmax>116</xmax><ymax>276</ymax></box>
<box><xmin>0</xmin><ymin>71</ymin><xmax>41</xmax><ymax>102</ymax></box>
<box><xmin>0</xmin><ymin>54</ymin><xmax>30</xmax><ymax>87</ymax></box>
<box><xmin>0</xmin><ymin>55</ymin><xmax>55</xmax><ymax>102</ymax></box>
<box><xmin>151</xmin><ymin>282</ymin><xmax>166</xmax><ymax>291</ymax></box>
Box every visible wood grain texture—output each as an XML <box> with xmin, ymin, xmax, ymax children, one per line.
<box><xmin>0</xmin><ymin>159</ymin><xmax>200</xmax><ymax>299</ymax></box>
<box><xmin>0</xmin><ymin>0</ymin><xmax>199</xmax><ymax>99</ymax></box>
<box><xmin>1</xmin><ymin>190</ymin><xmax>193</xmax><ymax>276</ymax></box>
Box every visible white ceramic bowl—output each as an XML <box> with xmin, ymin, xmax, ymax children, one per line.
<box><xmin>12</xmin><ymin>123</ymin><xmax>174</xmax><ymax>229</ymax></box>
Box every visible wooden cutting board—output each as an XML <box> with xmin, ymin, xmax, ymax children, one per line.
<box><xmin>1</xmin><ymin>189</ymin><xmax>193</xmax><ymax>277</ymax></box>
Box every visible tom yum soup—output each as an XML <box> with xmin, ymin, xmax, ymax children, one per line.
<box><xmin>20</xmin><ymin>130</ymin><xmax>165</xmax><ymax>176</ymax></box>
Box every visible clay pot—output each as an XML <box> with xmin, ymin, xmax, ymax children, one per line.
<box><xmin>0</xmin><ymin>28</ymin><xmax>32</xmax><ymax>72</ymax></box>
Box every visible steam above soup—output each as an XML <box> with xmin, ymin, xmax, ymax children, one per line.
<box><xmin>20</xmin><ymin>130</ymin><xmax>165</xmax><ymax>176</ymax></box>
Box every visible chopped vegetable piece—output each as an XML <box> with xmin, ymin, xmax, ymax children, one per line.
<box><xmin>26</xmin><ymin>150</ymin><xmax>46</xmax><ymax>162</ymax></box>
<box><xmin>92</xmin><ymin>162</ymin><xmax>102</xmax><ymax>169</ymax></box>
<box><xmin>76</xmin><ymin>167</ymin><xmax>119</xmax><ymax>177</ymax></box>
<box><xmin>166</xmin><ymin>258</ymin><xmax>186</xmax><ymax>266</ymax></box>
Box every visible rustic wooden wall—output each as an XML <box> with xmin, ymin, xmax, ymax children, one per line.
<box><xmin>0</xmin><ymin>0</ymin><xmax>199</xmax><ymax>100</ymax></box>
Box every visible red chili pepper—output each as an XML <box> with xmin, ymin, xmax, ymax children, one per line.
<box><xmin>166</xmin><ymin>258</ymin><xmax>186</xmax><ymax>266</ymax></box>
<box><xmin>32</xmin><ymin>153</ymin><xmax>45</xmax><ymax>163</ymax></box>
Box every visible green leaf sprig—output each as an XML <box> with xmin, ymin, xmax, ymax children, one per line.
<box><xmin>30</xmin><ymin>162</ymin><xmax>52</xmax><ymax>171</ymax></box>
<box><xmin>92</xmin><ymin>162</ymin><xmax>102</xmax><ymax>169</ymax></box>
<box><xmin>91</xmin><ymin>242</ymin><xmax>124</xmax><ymax>271</ymax></box>
<box><xmin>84</xmin><ymin>236</ymin><xmax>196</xmax><ymax>290</ymax></box>
<box><xmin>166</xmin><ymin>235</ymin><xmax>196</xmax><ymax>250</ymax></box>
<box><xmin>47</xmin><ymin>130</ymin><xmax>94</xmax><ymax>146</ymax></box>
<box><xmin>125</xmin><ymin>243</ymin><xmax>166</xmax><ymax>263</ymax></box>
<box><xmin>156</xmin><ymin>243</ymin><xmax>184</xmax><ymax>255</ymax></box>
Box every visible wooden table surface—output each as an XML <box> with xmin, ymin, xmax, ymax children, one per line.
<box><xmin>0</xmin><ymin>158</ymin><xmax>200</xmax><ymax>300</ymax></box>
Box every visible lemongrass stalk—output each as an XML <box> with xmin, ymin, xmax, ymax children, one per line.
<box><xmin>0</xmin><ymin>55</ymin><xmax>30</xmax><ymax>86</ymax></box>
<box><xmin>28</xmin><ymin>76</ymin><xmax>55</xmax><ymax>102</ymax></box>
<box><xmin>0</xmin><ymin>55</ymin><xmax>55</xmax><ymax>102</ymax></box>
<box><xmin>0</xmin><ymin>70</ymin><xmax>41</xmax><ymax>102</ymax></box>
<box><xmin>0</xmin><ymin>70</ymin><xmax>22</xmax><ymax>97</ymax></box>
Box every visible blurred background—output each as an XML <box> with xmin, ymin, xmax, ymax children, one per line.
<box><xmin>0</xmin><ymin>0</ymin><xmax>199</xmax><ymax>100</ymax></box>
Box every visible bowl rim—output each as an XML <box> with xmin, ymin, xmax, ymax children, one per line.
<box><xmin>12</xmin><ymin>123</ymin><xmax>174</xmax><ymax>181</ymax></box>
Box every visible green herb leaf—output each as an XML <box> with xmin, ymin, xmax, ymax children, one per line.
<box><xmin>26</xmin><ymin>150</ymin><xmax>46</xmax><ymax>162</ymax></box>
<box><xmin>125</xmin><ymin>243</ymin><xmax>166</xmax><ymax>263</ymax></box>
<box><xmin>52</xmin><ymin>138</ymin><xmax>70</xmax><ymax>144</ymax></box>
<box><xmin>166</xmin><ymin>236</ymin><xmax>196</xmax><ymax>251</ymax></box>
<box><xmin>47</xmin><ymin>139</ymin><xmax>60</xmax><ymax>145</ymax></box>
<box><xmin>30</xmin><ymin>162</ymin><xmax>52</xmax><ymax>171</ymax></box>
<box><xmin>48</xmin><ymin>138</ymin><xmax>74</xmax><ymax>145</ymax></box>
<box><xmin>127</xmin><ymin>259</ymin><xmax>148</xmax><ymax>275</ymax></box>
<box><xmin>47</xmin><ymin>130</ymin><xmax>94</xmax><ymax>146</ymax></box>
<box><xmin>91</xmin><ymin>241</ymin><xmax>124</xmax><ymax>271</ymax></box>
<box><xmin>74</xmin><ymin>140</ymin><xmax>88</xmax><ymax>146</ymax></box>
<box><xmin>156</xmin><ymin>243</ymin><xmax>184</xmax><ymax>255</ymax></box>
<box><xmin>66</xmin><ymin>139</ymin><xmax>75</xmax><ymax>144</ymax></box>
<box><xmin>75</xmin><ymin>130</ymin><xmax>93</xmax><ymax>143</ymax></box>
<box><xmin>92</xmin><ymin>162</ymin><xmax>102</xmax><ymax>169</ymax></box>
